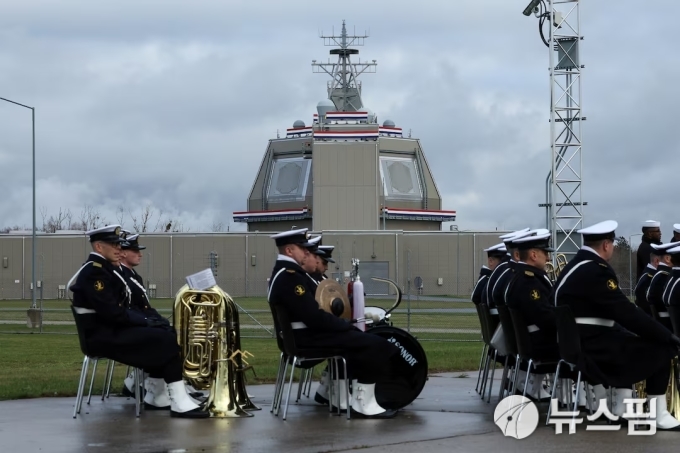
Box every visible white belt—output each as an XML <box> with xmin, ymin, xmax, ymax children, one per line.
<box><xmin>575</xmin><ymin>317</ymin><xmax>614</xmax><ymax>327</ymax></box>
<box><xmin>658</xmin><ymin>311</ymin><xmax>670</xmax><ymax>318</ymax></box>
<box><xmin>73</xmin><ymin>307</ymin><xmax>96</xmax><ymax>314</ymax></box>
<box><xmin>291</xmin><ymin>322</ymin><xmax>307</xmax><ymax>330</ymax></box>
<box><xmin>489</xmin><ymin>309</ymin><xmax>498</xmax><ymax>315</ymax></box>
<box><xmin>527</xmin><ymin>324</ymin><xmax>540</xmax><ymax>333</ymax></box>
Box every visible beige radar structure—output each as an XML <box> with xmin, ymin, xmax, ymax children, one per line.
<box><xmin>233</xmin><ymin>21</ymin><xmax>454</xmax><ymax>232</ymax></box>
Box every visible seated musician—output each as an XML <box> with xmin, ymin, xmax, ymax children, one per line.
<box><xmin>504</xmin><ymin>230</ymin><xmax>557</xmax><ymax>400</ymax></box>
<box><xmin>662</xmin><ymin>245</ymin><xmax>680</xmax><ymax>309</ymax></box>
<box><xmin>267</xmin><ymin>228</ymin><xmax>398</xmax><ymax>418</ymax></box>
<box><xmin>317</xmin><ymin>245</ymin><xmax>336</xmax><ymax>280</ymax></box>
<box><xmin>485</xmin><ymin>228</ymin><xmax>531</xmax><ymax>308</ymax></box>
<box><xmin>647</xmin><ymin>242</ymin><xmax>680</xmax><ymax>322</ymax></box>
<box><xmin>634</xmin><ymin>246</ymin><xmax>660</xmax><ymax>316</ymax></box>
<box><xmin>471</xmin><ymin>243</ymin><xmax>505</xmax><ymax>306</ymax></box>
<box><xmin>553</xmin><ymin>220</ymin><xmax>680</xmax><ymax>430</ymax></box>
<box><xmin>69</xmin><ymin>225</ymin><xmax>209</xmax><ymax>418</ymax></box>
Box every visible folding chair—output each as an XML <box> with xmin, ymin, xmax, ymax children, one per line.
<box><xmin>70</xmin><ymin>306</ymin><xmax>144</xmax><ymax>418</ymax></box>
<box><xmin>273</xmin><ymin>305</ymin><xmax>350</xmax><ymax>420</ymax></box>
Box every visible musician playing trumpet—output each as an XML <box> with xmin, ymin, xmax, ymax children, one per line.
<box><xmin>267</xmin><ymin>228</ymin><xmax>399</xmax><ymax>418</ymax></box>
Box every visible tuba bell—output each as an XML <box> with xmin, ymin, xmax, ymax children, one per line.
<box><xmin>173</xmin><ymin>284</ymin><xmax>260</xmax><ymax>417</ymax></box>
<box><xmin>546</xmin><ymin>253</ymin><xmax>569</xmax><ymax>283</ymax></box>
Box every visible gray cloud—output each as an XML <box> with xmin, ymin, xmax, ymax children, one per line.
<box><xmin>0</xmin><ymin>0</ymin><xmax>678</xmax><ymax>243</ymax></box>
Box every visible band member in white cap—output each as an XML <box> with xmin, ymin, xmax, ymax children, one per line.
<box><xmin>634</xmin><ymin>244</ymin><xmax>662</xmax><ymax>317</ymax></box>
<box><xmin>504</xmin><ymin>230</ymin><xmax>557</xmax><ymax>400</ymax></box>
<box><xmin>472</xmin><ymin>243</ymin><xmax>506</xmax><ymax>306</ymax></box>
<box><xmin>647</xmin><ymin>242</ymin><xmax>680</xmax><ymax>320</ymax></box>
<box><xmin>267</xmin><ymin>228</ymin><xmax>398</xmax><ymax>418</ymax></box>
<box><xmin>486</xmin><ymin>228</ymin><xmax>533</xmax><ymax>309</ymax></box>
<box><xmin>673</xmin><ymin>224</ymin><xmax>680</xmax><ymax>243</ymax></box>
<box><xmin>662</xmin><ymin>245</ymin><xmax>680</xmax><ymax>308</ymax></box>
<box><xmin>484</xmin><ymin>228</ymin><xmax>529</xmax><ymax>308</ymax></box>
<box><xmin>553</xmin><ymin>220</ymin><xmax>680</xmax><ymax>430</ymax></box>
<box><xmin>69</xmin><ymin>225</ymin><xmax>209</xmax><ymax>418</ymax></box>
<box><xmin>637</xmin><ymin>220</ymin><xmax>662</xmax><ymax>282</ymax></box>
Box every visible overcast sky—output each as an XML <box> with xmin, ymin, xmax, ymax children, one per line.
<box><xmin>0</xmin><ymin>1</ymin><xmax>677</xmax><ymax>246</ymax></box>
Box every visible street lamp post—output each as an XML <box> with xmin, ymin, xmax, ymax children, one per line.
<box><xmin>629</xmin><ymin>233</ymin><xmax>643</xmax><ymax>297</ymax></box>
<box><xmin>0</xmin><ymin>97</ymin><xmax>37</xmax><ymax>322</ymax></box>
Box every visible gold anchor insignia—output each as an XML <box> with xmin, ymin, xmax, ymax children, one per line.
<box><xmin>294</xmin><ymin>285</ymin><xmax>306</xmax><ymax>296</ymax></box>
<box><xmin>94</xmin><ymin>280</ymin><xmax>104</xmax><ymax>291</ymax></box>
<box><xmin>606</xmin><ymin>279</ymin><xmax>617</xmax><ymax>290</ymax></box>
<box><xmin>530</xmin><ymin>289</ymin><xmax>540</xmax><ymax>301</ymax></box>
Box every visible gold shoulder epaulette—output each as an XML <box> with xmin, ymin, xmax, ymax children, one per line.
<box><xmin>92</xmin><ymin>262</ymin><xmax>102</xmax><ymax>268</ymax></box>
<box><xmin>286</xmin><ymin>269</ymin><xmax>296</xmax><ymax>273</ymax></box>
<box><xmin>647</xmin><ymin>273</ymin><xmax>653</xmax><ymax>278</ymax></box>
<box><xmin>598</xmin><ymin>263</ymin><xmax>608</xmax><ymax>268</ymax></box>
<box><xmin>524</xmin><ymin>270</ymin><xmax>534</xmax><ymax>277</ymax></box>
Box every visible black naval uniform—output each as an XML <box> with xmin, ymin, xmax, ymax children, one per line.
<box><xmin>485</xmin><ymin>255</ymin><xmax>511</xmax><ymax>308</ymax></box>
<box><xmin>634</xmin><ymin>264</ymin><xmax>657</xmax><ymax>316</ymax></box>
<box><xmin>120</xmin><ymin>264</ymin><xmax>163</xmax><ymax>320</ymax></box>
<box><xmin>663</xmin><ymin>268</ymin><xmax>680</xmax><ymax>309</ymax></box>
<box><xmin>471</xmin><ymin>266</ymin><xmax>492</xmax><ymax>306</ymax></box>
<box><xmin>505</xmin><ymin>263</ymin><xmax>559</xmax><ymax>361</ymax></box>
<box><xmin>70</xmin><ymin>253</ymin><xmax>181</xmax><ymax>382</ymax></box>
<box><xmin>268</xmin><ymin>256</ymin><xmax>397</xmax><ymax>384</ymax></box>
<box><xmin>553</xmin><ymin>248</ymin><xmax>677</xmax><ymax>393</ymax></box>
<box><xmin>636</xmin><ymin>237</ymin><xmax>658</xmax><ymax>282</ymax></box>
<box><xmin>492</xmin><ymin>260</ymin><xmax>517</xmax><ymax>307</ymax></box>
<box><xmin>649</xmin><ymin>263</ymin><xmax>673</xmax><ymax>313</ymax></box>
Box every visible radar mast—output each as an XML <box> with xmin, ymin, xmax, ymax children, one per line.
<box><xmin>311</xmin><ymin>20</ymin><xmax>377</xmax><ymax>112</ymax></box>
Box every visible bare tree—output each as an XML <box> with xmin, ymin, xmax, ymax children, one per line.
<box><xmin>129</xmin><ymin>204</ymin><xmax>159</xmax><ymax>232</ymax></box>
<box><xmin>115</xmin><ymin>205</ymin><xmax>125</xmax><ymax>226</ymax></box>
<box><xmin>211</xmin><ymin>220</ymin><xmax>225</xmax><ymax>232</ymax></box>
<box><xmin>41</xmin><ymin>207</ymin><xmax>71</xmax><ymax>233</ymax></box>
<box><xmin>0</xmin><ymin>224</ymin><xmax>28</xmax><ymax>234</ymax></box>
<box><xmin>79</xmin><ymin>205</ymin><xmax>104</xmax><ymax>231</ymax></box>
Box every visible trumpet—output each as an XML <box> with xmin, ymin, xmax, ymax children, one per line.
<box><xmin>546</xmin><ymin>253</ymin><xmax>569</xmax><ymax>283</ymax></box>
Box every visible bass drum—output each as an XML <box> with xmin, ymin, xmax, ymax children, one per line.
<box><xmin>367</xmin><ymin>325</ymin><xmax>428</xmax><ymax>410</ymax></box>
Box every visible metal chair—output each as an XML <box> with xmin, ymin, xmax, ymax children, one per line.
<box><xmin>495</xmin><ymin>304</ymin><xmax>522</xmax><ymax>400</ymax></box>
<box><xmin>272</xmin><ymin>304</ymin><xmax>350</xmax><ymax>420</ymax></box>
<box><xmin>507</xmin><ymin>308</ymin><xmax>560</xmax><ymax>399</ymax></box>
<box><xmin>474</xmin><ymin>304</ymin><xmax>490</xmax><ymax>394</ymax></box>
<box><xmin>70</xmin><ymin>306</ymin><xmax>144</xmax><ymax>418</ymax></box>
<box><xmin>267</xmin><ymin>302</ymin><xmax>323</xmax><ymax>413</ymax></box>
<box><xmin>546</xmin><ymin>305</ymin><xmax>604</xmax><ymax>425</ymax></box>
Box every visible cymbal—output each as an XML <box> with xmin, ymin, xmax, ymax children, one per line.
<box><xmin>315</xmin><ymin>279</ymin><xmax>351</xmax><ymax>320</ymax></box>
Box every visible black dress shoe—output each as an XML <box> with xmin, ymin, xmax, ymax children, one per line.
<box><xmin>121</xmin><ymin>386</ymin><xmax>134</xmax><ymax>398</ymax></box>
<box><xmin>171</xmin><ymin>407</ymin><xmax>211</xmax><ymax>419</ymax></box>
<box><xmin>144</xmin><ymin>403</ymin><xmax>170</xmax><ymax>411</ymax></box>
<box><xmin>121</xmin><ymin>385</ymin><xmax>145</xmax><ymax>398</ymax></box>
<box><xmin>314</xmin><ymin>393</ymin><xmax>329</xmax><ymax>405</ymax></box>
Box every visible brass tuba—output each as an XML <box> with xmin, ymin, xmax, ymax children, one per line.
<box><xmin>173</xmin><ymin>284</ymin><xmax>260</xmax><ymax>417</ymax></box>
<box><xmin>546</xmin><ymin>253</ymin><xmax>569</xmax><ymax>283</ymax></box>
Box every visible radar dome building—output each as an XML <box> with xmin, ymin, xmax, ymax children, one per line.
<box><xmin>233</xmin><ymin>21</ymin><xmax>455</xmax><ymax>231</ymax></box>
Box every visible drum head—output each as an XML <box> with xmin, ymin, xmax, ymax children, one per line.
<box><xmin>367</xmin><ymin>326</ymin><xmax>428</xmax><ymax>410</ymax></box>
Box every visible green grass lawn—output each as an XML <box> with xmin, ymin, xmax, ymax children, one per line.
<box><xmin>0</xmin><ymin>297</ymin><xmax>483</xmax><ymax>400</ymax></box>
<box><xmin>0</xmin><ymin>333</ymin><xmax>483</xmax><ymax>401</ymax></box>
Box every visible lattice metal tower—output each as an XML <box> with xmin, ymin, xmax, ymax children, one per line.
<box><xmin>311</xmin><ymin>20</ymin><xmax>377</xmax><ymax>112</ymax></box>
<box><xmin>528</xmin><ymin>0</ymin><xmax>585</xmax><ymax>258</ymax></box>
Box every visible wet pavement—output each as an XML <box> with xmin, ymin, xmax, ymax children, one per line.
<box><xmin>1</xmin><ymin>372</ymin><xmax>680</xmax><ymax>452</ymax></box>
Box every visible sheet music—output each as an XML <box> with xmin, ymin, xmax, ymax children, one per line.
<box><xmin>186</xmin><ymin>268</ymin><xmax>217</xmax><ymax>290</ymax></box>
